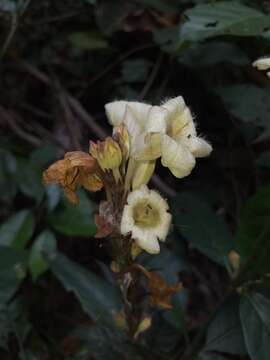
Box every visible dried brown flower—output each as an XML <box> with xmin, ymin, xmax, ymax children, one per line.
<box><xmin>43</xmin><ymin>151</ymin><xmax>103</xmax><ymax>204</ymax></box>
<box><xmin>146</xmin><ymin>271</ymin><xmax>182</xmax><ymax>309</ymax></box>
<box><xmin>133</xmin><ymin>265</ymin><xmax>182</xmax><ymax>309</ymax></box>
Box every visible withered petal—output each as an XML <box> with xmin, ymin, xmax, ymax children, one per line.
<box><xmin>82</xmin><ymin>173</ymin><xmax>103</xmax><ymax>192</ymax></box>
<box><xmin>43</xmin><ymin>151</ymin><xmax>103</xmax><ymax>204</ymax></box>
<box><xmin>43</xmin><ymin>159</ymin><xmax>67</xmax><ymax>185</ymax></box>
<box><xmin>64</xmin><ymin>188</ymin><xmax>80</xmax><ymax>204</ymax></box>
<box><xmin>133</xmin><ymin>265</ymin><xmax>183</xmax><ymax>310</ymax></box>
<box><xmin>64</xmin><ymin>151</ymin><xmax>97</xmax><ymax>169</ymax></box>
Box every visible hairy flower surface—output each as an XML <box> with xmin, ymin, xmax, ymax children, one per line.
<box><xmin>120</xmin><ymin>185</ymin><xmax>171</xmax><ymax>254</ymax></box>
<box><xmin>161</xmin><ymin>96</ymin><xmax>212</xmax><ymax>178</ymax></box>
<box><xmin>105</xmin><ymin>97</ymin><xmax>212</xmax><ymax>181</ymax></box>
<box><xmin>43</xmin><ymin>151</ymin><xmax>103</xmax><ymax>204</ymax></box>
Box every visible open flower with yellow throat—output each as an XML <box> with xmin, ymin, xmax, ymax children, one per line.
<box><xmin>160</xmin><ymin>96</ymin><xmax>212</xmax><ymax>178</ymax></box>
<box><xmin>120</xmin><ymin>185</ymin><xmax>171</xmax><ymax>254</ymax></box>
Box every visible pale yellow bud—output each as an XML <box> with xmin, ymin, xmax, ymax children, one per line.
<box><xmin>131</xmin><ymin>242</ymin><xmax>143</xmax><ymax>260</ymax></box>
<box><xmin>134</xmin><ymin>316</ymin><xmax>152</xmax><ymax>340</ymax></box>
<box><xmin>110</xmin><ymin>261</ymin><xmax>121</xmax><ymax>273</ymax></box>
<box><xmin>132</xmin><ymin>160</ymin><xmax>155</xmax><ymax>190</ymax></box>
<box><xmin>114</xmin><ymin>310</ymin><xmax>127</xmax><ymax>330</ymax></box>
<box><xmin>90</xmin><ymin>138</ymin><xmax>122</xmax><ymax>171</ymax></box>
<box><xmin>228</xmin><ymin>250</ymin><xmax>240</xmax><ymax>271</ymax></box>
<box><xmin>113</xmin><ymin>124</ymin><xmax>130</xmax><ymax>162</ymax></box>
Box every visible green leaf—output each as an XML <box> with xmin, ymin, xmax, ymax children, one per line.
<box><xmin>49</xmin><ymin>252</ymin><xmax>122</xmax><ymax>326</ymax></box>
<box><xmin>180</xmin><ymin>2</ymin><xmax>270</xmax><ymax>43</ymax></box>
<box><xmin>48</xmin><ymin>191</ymin><xmax>96</xmax><ymax>237</ymax></box>
<box><xmin>0</xmin><ymin>209</ymin><xmax>35</xmax><ymax>249</ymax></box>
<box><xmin>0</xmin><ymin>0</ymin><xmax>16</xmax><ymax>13</ymax></box>
<box><xmin>17</xmin><ymin>159</ymin><xmax>44</xmax><ymax>203</ymax></box>
<box><xmin>121</xmin><ymin>59</ymin><xmax>151</xmax><ymax>83</ymax></box>
<box><xmin>95</xmin><ymin>2</ymin><xmax>127</xmax><ymax>36</ymax></box>
<box><xmin>0</xmin><ymin>246</ymin><xmax>27</xmax><ymax>306</ymax></box>
<box><xmin>0</xmin><ymin>149</ymin><xmax>17</xmax><ymax>204</ymax></box>
<box><xmin>197</xmin><ymin>353</ymin><xmax>229</xmax><ymax>360</ymax></box>
<box><xmin>179</xmin><ymin>41</ymin><xmax>249</xmax><ymax>67</ymax></box>
<box><xmin>143</xmin><ymin>315</ymin><xmax>182</xmax><ymax>355</ymax></box>
<box><xmin>30</xmin><ymin>144</ymin><xmax>58</xmax><ymax>168</ymax></box>
<box><xmin>16</xmin><ymin>145</ymin><xmax>57</xmax><ymax>203</ymax></box>
<box><xmin>153</xmin><ymin>26</ymin><xmax>180</xmax><ymax>53</ymax></box>
<box><xmin>45</xmin><ymin>184</ymin><xmax>61</xmax><ymax>211</ymax></box>
<box><xmin>69</xmin><ymin>32</ymin><xmax>108</xmax><ymax>51</ymax></box>
<box><xmin>0</xmin><ymin>0</ymin><xmax>30</xmax><ymax>14</ymax></box>
<box><xmin>0</xmin><ymin>297</ymin><xmax>31</xmax><ymax>351</ymax></box>
<box><xmin>203</xmin><ymin>296</ymin><xmax>246</xmax><ymax>355</ymax></box>
<box><xmin>142</xmin><ymin>244</ymin><xmax>188</xmax><ymax>284</ymax></box>
<box><xmin>171</xmin><ymin>193</ymin><xmax>233</xmax><ymax>266</ymax></box>
<box><xmin>29</xmin><ymin>230</ymin><xmax>57</xmax><ymax>281</ymax></box>
<box><xmin>240</xmin><ymin>292</ymin><xmax>270</xmax><ymax>360</ymax></box>
<box><xmin>217</xmin><ymin>85</ymin><xmax>270</xmax><ymax>130</ymax></box>
<box><xmin>73</xmin><ymin>325</ymin><xmax>139</xmax><ymax>360</ymax></box>
<box><xmin>164</xmin><ymin>292</ymin><xmax>189</xmax><ymax>342</ymax></box>
<box><xmin>134</xmin><ymin>0</ymin><xmax>178</xmax><ymax>12</ymax></box>
<box><xmin>236</xmin><ymin>183</ymin><xmax>270</xmax><ymax>274</ymax></box>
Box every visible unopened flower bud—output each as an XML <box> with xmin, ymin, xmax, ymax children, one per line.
<box><xmin>131</xmin><ymin>242</ymin><xmax>142</xmax><ymax>260</ymax></box>
<box><xmin>134</xmin><ymin>316</ymin><xmax>152</xmax><ymax>340</ymax></box>
<box><xmin>228</xmin><ymin>250</ymin><xmax>240</xmax><ymax>271</ymax></box>
<box><xmin>114</xmin><ymin>310</ymin><xmax>127</xmax><ymax>330</ymax></box>
<box><xmin>113</xmin><ymin>124</ymin><xmax>130</xmax><ymax>162</ymax></box>
<box><xmin>132</xmin><ymin>161</ymin><xmax>155</xmax><ymax>190</ymax></box>
<box><xmin>90</xmin><ymin>138</ymin><xmax>122</xmax><ymax>172</ymax></box>
<box><xmin>110</xmin><ymin>261</ymin><xmax>121</xmax><ymax>273</ymax></box>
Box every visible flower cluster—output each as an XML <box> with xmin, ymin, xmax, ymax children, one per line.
<box><xmin>43</xmin><ymin>96</ymin><xmax>212</xmax><ymax>255</ymax></box>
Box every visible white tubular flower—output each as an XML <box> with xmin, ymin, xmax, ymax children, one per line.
<box><xmin>252</xmin><ymin>56</ymin><xmax>270</xmax><ymax>70</ymax></box>
<box><xmin>105</xmin><ymin>101</ymin><xmax>167</xmax><ymax>160</ymax></box>
<box><xmin>105</xmin><ymin>97</ymin><xmax>212</xmax><ymax>181</ymax></box>
<box><xmin>161</xmin><ymin>96</ymin><xmax>212</xmax><ymax>178</ymax></box>
<box><xmin>106</xmin><ymin>100</ymin><xmax>167</xmax><ymax>190</ymax></box>
<box><xmin>120</xmin><ymin>185</ymin><xmax>171</xmax><ymax>254</ymax></box>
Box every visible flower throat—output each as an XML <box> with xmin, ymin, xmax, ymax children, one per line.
<box><xmin>133</xmin><ymin>199</ymin><xmax>160</xmax><ymax>228</ymax></box>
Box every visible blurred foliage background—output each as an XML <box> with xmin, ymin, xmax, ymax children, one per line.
<box><xmin>1</xmin><ymin>0</ymin><xmax>270</xmax><ymax>359</ymax></box>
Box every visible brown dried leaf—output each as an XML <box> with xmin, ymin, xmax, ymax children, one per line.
<box><xmin>43</xmin><ymin>151</ymin><xmax>103</xmax><ymax>204</ymax></box>
<box><xmin>134</xmin><ymin>265</ymin><xmax>182</xmax><ymax>309</ymax></box>
<box><xmin>147</xmin><ymin>271</ymin><xmax>182</xmax><ymax>309</ymax></box>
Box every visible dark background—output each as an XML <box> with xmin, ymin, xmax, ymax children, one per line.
<box><xmin>0</xmin><ymin>0</ymin><xmax>270</xmax><ymax>359</ymax></box>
